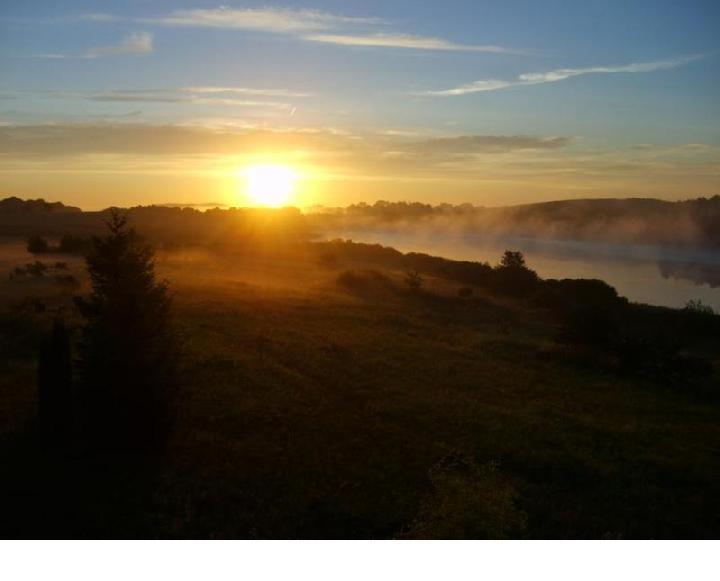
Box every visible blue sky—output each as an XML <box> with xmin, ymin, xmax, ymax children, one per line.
<box><xmin>1</xmin><ymin>1</ymin><xmax>719</xmax><ymax>208</ymax></box>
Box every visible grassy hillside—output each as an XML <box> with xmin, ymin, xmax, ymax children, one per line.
<box><xmin>0</xmin><ymin>238</ymin><xmax>718</xmax><ymax>538</ymax></box>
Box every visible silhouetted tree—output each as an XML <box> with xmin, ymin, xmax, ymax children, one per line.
<box><xmin>500</xmin><ymin>250</ymin><xmax>526</xmax><ymax>269</ymax></box>
<box><xmin>37</xmin><ymin>319</ymin><xmax>73</xmax><ymax>444</ymax></box>
<box><xmin>493</xmin><ymin>250</ymin><xmax>538</xmax><ymax>296</ymax></box>
<box><xmin>75</xmin><ymin>210</ymin><xmax>176</xmax><ymax>452</ymax></box>
<box><xmin>27</xmin><ymin>236</ymin><xmax>49</xmax><ymax>254</ymax></box>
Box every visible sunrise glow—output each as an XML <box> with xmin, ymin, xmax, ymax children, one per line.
<box><xmin>243</xmin><ymin>165</ymin><xmax>298</xmax><ymax>207</ymax></box>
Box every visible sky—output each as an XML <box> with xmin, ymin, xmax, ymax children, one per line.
<box><xmin>0</xmin><ymin>0</ymin><xmax>719</xmax><ymax>209</ymax></box>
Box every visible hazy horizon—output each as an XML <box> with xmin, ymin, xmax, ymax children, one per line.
<box><xmin>1</xmin><ymin>1</ymin><xmax>719</xmax><ymax>209</ymax></box>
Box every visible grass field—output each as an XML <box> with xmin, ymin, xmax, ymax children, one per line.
<box><xmin>1</xmin><ymin>238</ymin><xmax>718</xmax><ymax>538</ymax></box>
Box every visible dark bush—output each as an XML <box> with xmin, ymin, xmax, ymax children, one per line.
<box><xmin>537</xmin><ymin>278</ymin><xmax>622</xmax><ymax>311</ymax></box>
<box><xmin>336</xmin><ymin>269</ymin><xmax>395</xmax><ymax>295</ymax></box>
<box><xmin>405</xmin><ymin>252</ymin><xmax>493</xmax><ymax>287</ymax></box>
<box><xmin>58</xmin><ymin>234</ymin><xmax>91</xmax><ymax>255</ymax></box>
<box><xmin>537</xmin><ymin>278</ymin><xmax>625</xmax><ymax>348</ymax></box>
<box><xmin>684</xmin><ymin>299</ymin><xmax>715</xmax><ymax>315</ymax></box>
<box><xmin>679</xmin><ymin>300</ymin><xmax>720</xmax><ymax>341</ymax></box>
<box><xmin>27</xmin><ymin>236</ymin><xmax>49</xmax><ymax>254</ymax></box>
<box><xmin>24</xmin><ymin>261</ymin><xmax>49</xmax><ymax>277</ymax></box>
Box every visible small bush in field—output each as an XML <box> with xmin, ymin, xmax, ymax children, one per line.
<box><xmin>27</xmin><ymin>236</ymin><xmax>49</xmax><ymax>254</ymax></box>
<box><xmin>684</xmin><ymin>299</ymin><xmax>715</xmax><ymax>316</ymax></box>
<box><xmin>25</xmin><ymin>261</ymin><xmax>49</xmax><ymax>277</ymax></box>
<box><xmin>58</xmin><ymin>234</ymin><xmax>91</xmax><ymax>255</ymax></box>
<box><xmin>403</xmin><ymin>270</ymin><xmax>424</xmax><ymax>292</ymax></box>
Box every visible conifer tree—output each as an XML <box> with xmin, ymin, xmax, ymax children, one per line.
<box><xmin>75</xmin><ymin>210</ymin><xmax>176</xmax><ymax>451</ymax></box>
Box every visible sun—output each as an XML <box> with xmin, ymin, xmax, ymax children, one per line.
<box><xmin>244</xmin><ymin>164</ymin><xmax>297</xmax><ymax>207</ymax></box>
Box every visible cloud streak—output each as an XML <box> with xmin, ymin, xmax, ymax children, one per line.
<box><xmin>86</xmin><ymin>92</ymin><xmax>292</xmax><ymax>109</ymax></box>
<box><xmin>148</xmin><ymin>7</ymin><xmax>380</xmax><ymax>32</ymax></box>
<box><xmin>422</xmin><ymin>55</ymin><xmax>702</xmax><ymax>96</ymax></box>
<box><xmin>138</xmin><ymin>7</ymin><xmax>522</xmax><ymax>53</ymax></box>
<box><xmin>85</xmin><ymin>31</ymin><xmax>154</xmax><ymax>57</ymax></box>
<box><xmin>2</xmin><ymin>87</ymin><xmax>307</xmax><ymax>110</ymax></box>
<box><xmin>31</xmin><ymin>31</ymin><xmax>154</xmax><ymax>59</ymax></box>
<box><xmin>179</xmin><ymin>86</ymin><xmax>312</xmax><ymax>98</ymax></box>
<box><xmin>408</xmin><ymin>135</ymin><xmax>570</xmax><ymax>153</ymax></box>
<box><xmin>0</xmin><ymin>123</ymin><xmax>569</xmax><ymax>162</ymax></box>
<box><xmin>303</xmin><ymin>33</ymin><xmax>520</xmax><ymax>53</ymax></box>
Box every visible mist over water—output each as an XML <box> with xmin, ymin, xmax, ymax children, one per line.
<box><xmin>324</xmin><ymin>230</ymin><xmax>720</xmax><ymax>310</ymax></box>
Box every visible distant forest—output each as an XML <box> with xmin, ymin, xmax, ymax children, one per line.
<box><xmin>1</xmin><ymin>195</ymin><xmax>720</xmax><ymax>248</ymax></box>
<box><xmin>0</xmin><ymin>196</ymin><xmax>308</xmax><ymax>247</ymax></box>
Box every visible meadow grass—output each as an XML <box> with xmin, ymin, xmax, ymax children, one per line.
<box><xmin>0</xmin><ymin>239</ymin><xmax>718</xmax><ymax>538</ymax></box>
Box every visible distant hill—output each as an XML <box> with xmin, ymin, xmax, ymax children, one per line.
<box><xmin>309</xmin><ymin>196</ymin><xmax>720</xmax><ymax>248</ymax></box>
<box><xmin>0</xmin><ymin>196</ymin><xmax>81</xmax><ymax>214</ymax></box>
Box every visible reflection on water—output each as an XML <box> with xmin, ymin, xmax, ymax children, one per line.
<box><xmin>326</xmin><ymin>230</ymin><xmax>720</xmax><ymax>310</ymax></box>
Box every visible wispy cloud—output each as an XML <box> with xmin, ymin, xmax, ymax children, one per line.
<box><xmin>148</xmin><ymin>7</ymin><xmax>380</xmax><ymax>32</ymax></box>
<box><xmin>85</xmin><ymin>31</ymin><xmax>153</xmax><ymax>57</ymax></box>
<box><xmin>408</xmin><ymin>135</ymin><xmax>570</xmax><ymax>153</ymax></box>
<box><xmin>303</xmin><ymin>33</ymin><xmax>520</xmax><ymax>53</ymax></box>
<box><xmin>80</xmin><ymin>13</ymin><xmax>119</xmax><ymax>23</ymax></box>
<box><xmin>87</xmin><ymin>92</ymin><xmax>292</xmax><ymax>109</ymax></box>
<box><xmin>138</xmin><ymin>7</ymin><xmax>521</xmax><ymax>53</ymax></box>
<box><xmin>1</xmin><ymin>88</ymin><xmax>302</xmax><ymax>111</ymax></box>
<box><xmin>76</xmin><ymin>91</ymin><xmax>293</xmax><ymax>109</ymax></box>
<box><xmin>29</xmin><ymin>53</ymin><xmax>69</xmax><ymax>60</ymax></box>
<box><xmin>180</xmin><ymin>86</ymin><xmax>312</xmax><ymax>98</ymax></box>
<box><xmin>30</xmin><ymin>31</ymin><xmax>154</xmax><ymax>59</ymax></box>
<box><xmin>422</xmin><ymin>55</ymin><xmax>702</xmax><ymax>96</ymax></box>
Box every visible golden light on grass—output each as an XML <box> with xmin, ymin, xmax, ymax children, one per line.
<box><xmin>243</xmin><ymin>164</ymin><xmax>298</xmax><ymax>207</ymax></box>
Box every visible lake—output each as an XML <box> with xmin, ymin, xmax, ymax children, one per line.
<box><xmin>324</xmin><ymin>230</ymin><xmax>720</xmax><ymax>311</ymax></box>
